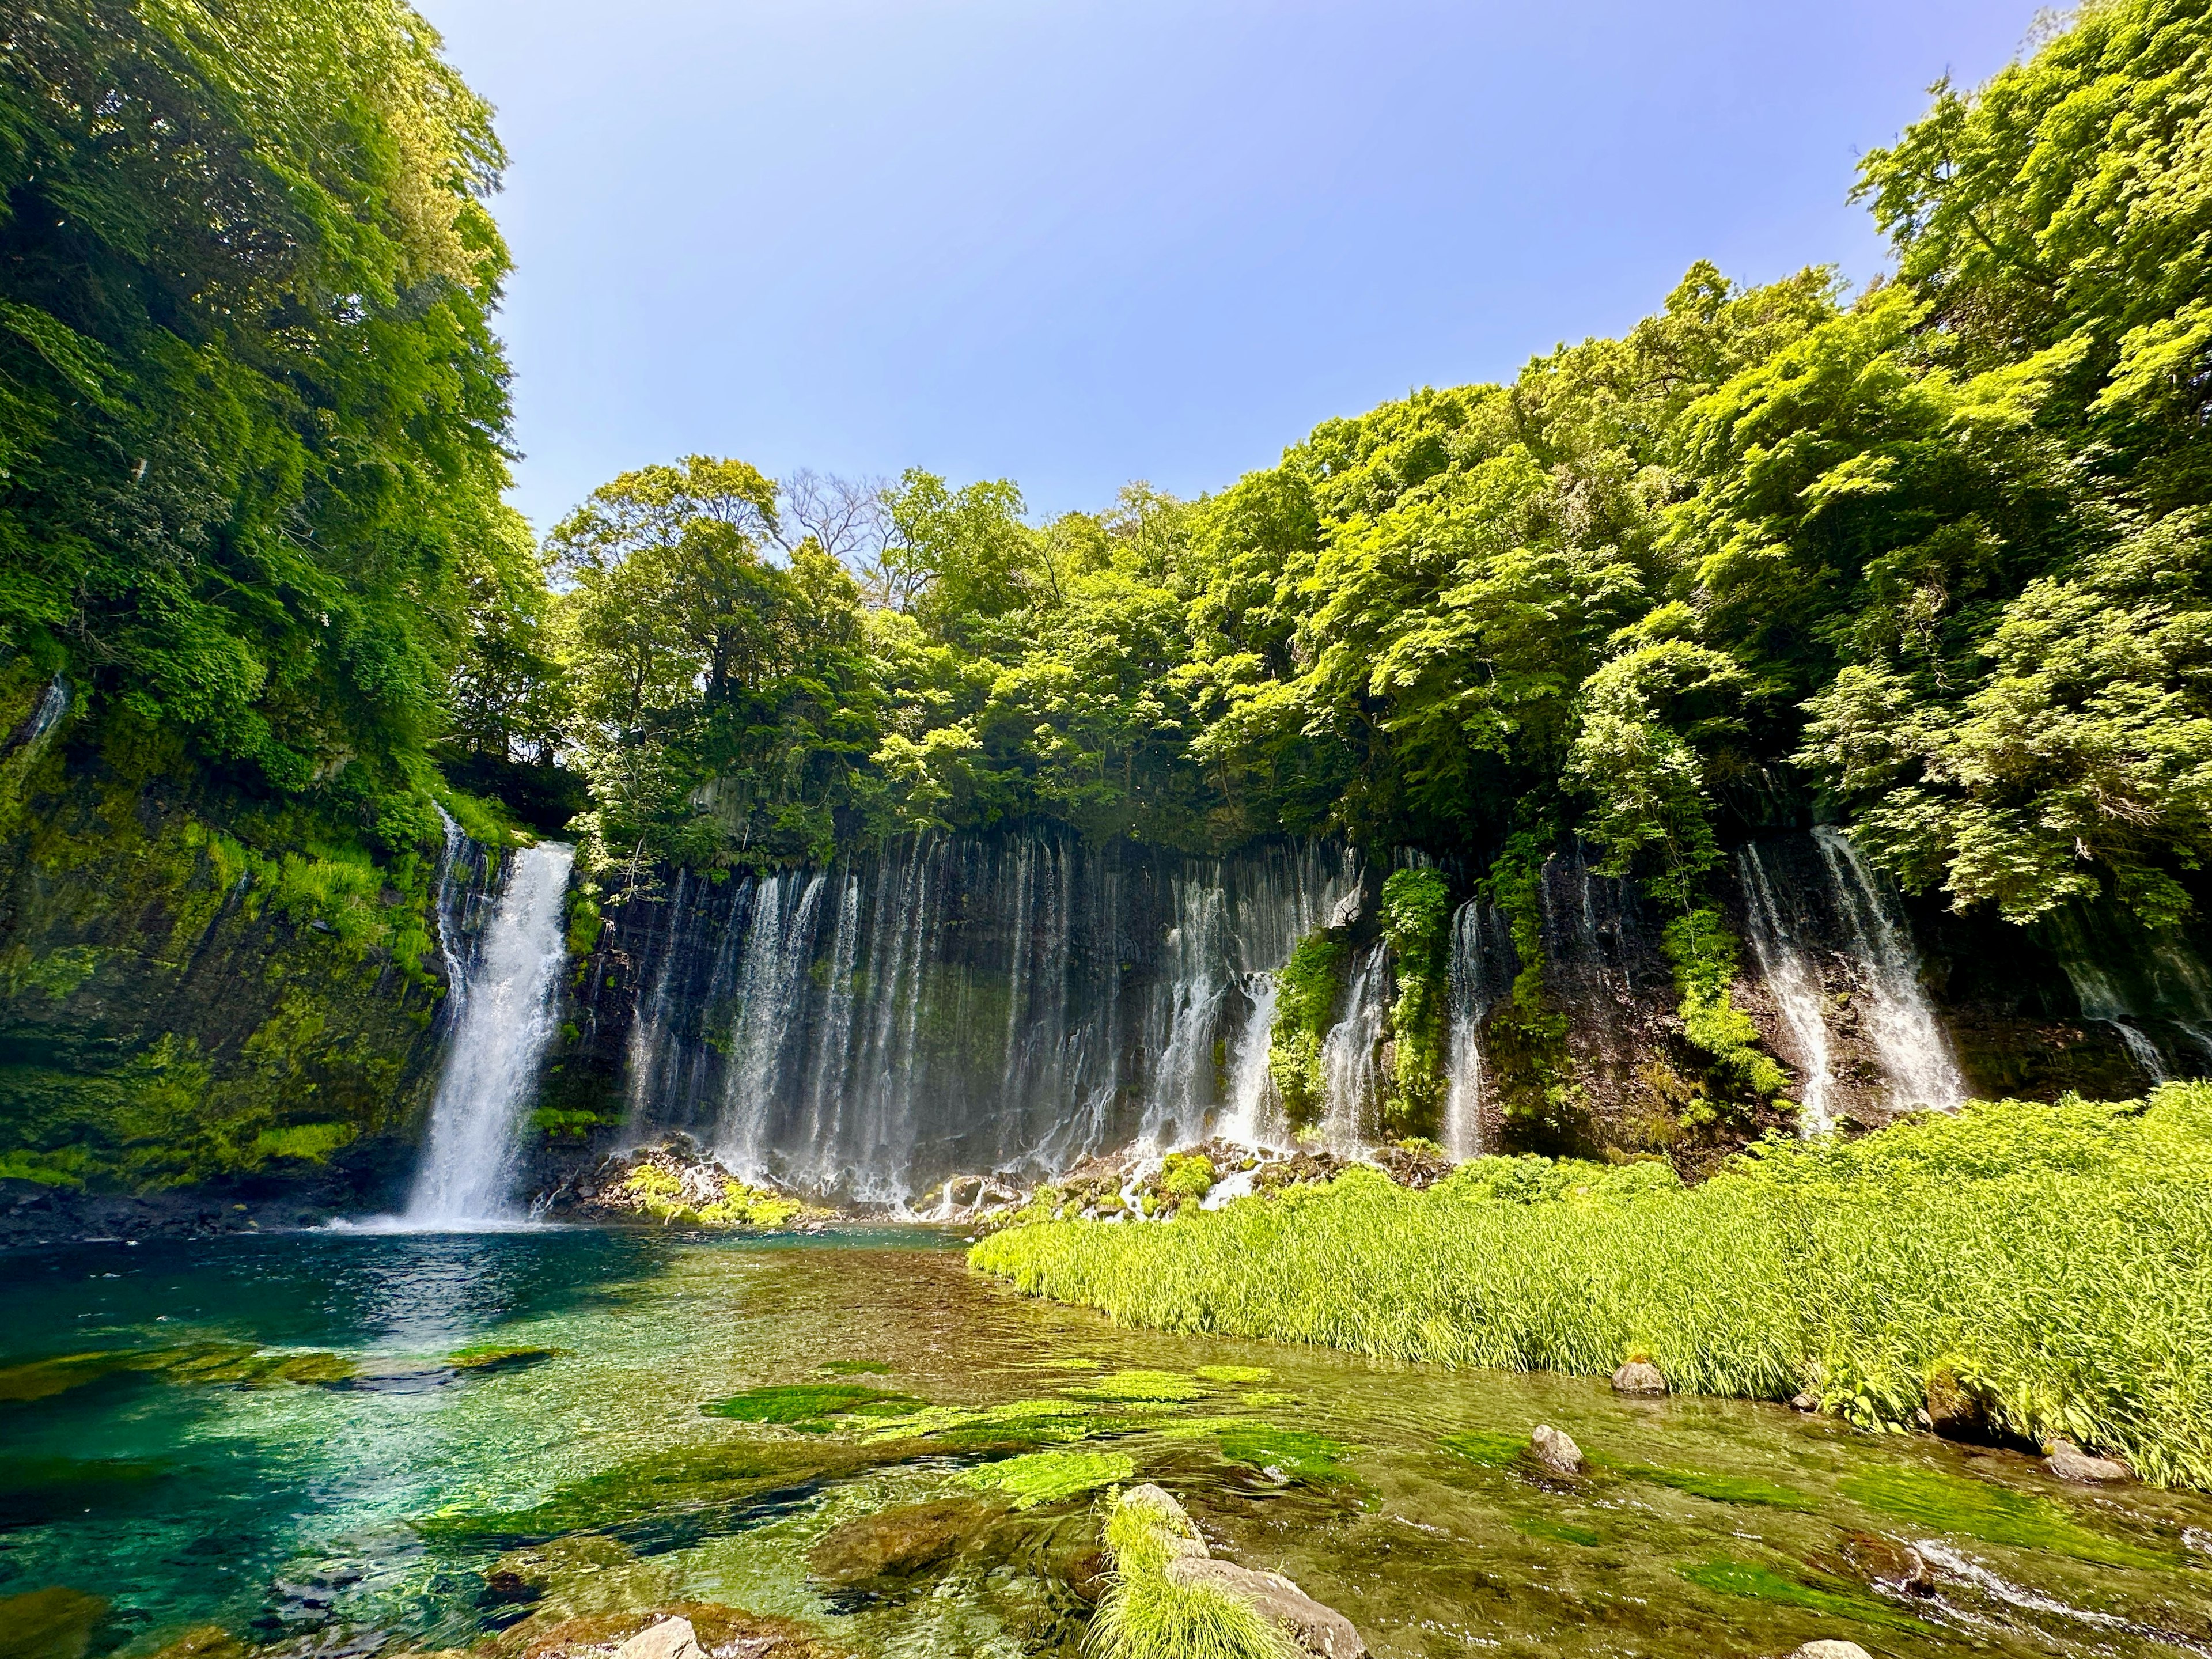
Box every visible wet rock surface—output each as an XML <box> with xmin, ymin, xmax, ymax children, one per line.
<box><xmin>1529</xmin><ymin>1425</ymin><xmax>1582</xmax><ymax>1476</ymax></box>
<box><xmin>1611</xmin><ymin>1360</ymin><xmax>1667</xmax><ymax>1396</ymax></box>
<box><xmin>1162</xmin><ymin>1558</ymin><xmax>1368</xmax><ymax>1659</ymax></box>
<box><xmin>805</xmin><ymin>1497</ymin><xmax>1002</xmax><ymax>1586</ymax></box>
<box><xmin>2046</xmin><ymin>1439</ymin><xmax>2132</xmax><ymax>1482</ymax></box>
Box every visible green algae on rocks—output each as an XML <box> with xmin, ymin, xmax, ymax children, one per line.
<box><xmin>960</xmin><ymin>1449</ymin><xmax>1135</xmax><ymax>1509</ymax></box>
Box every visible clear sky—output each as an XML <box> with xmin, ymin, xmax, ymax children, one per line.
<box><xmin>418</xmin><ymin>0</ymin><xmax>2040</xmax><ymax>535</ymax></box>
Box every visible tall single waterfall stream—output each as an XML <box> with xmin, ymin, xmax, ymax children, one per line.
<box><xmin>405</xmin><ymin>836</ymin><xmax>576</xmax><ymax>1226</ymax></box>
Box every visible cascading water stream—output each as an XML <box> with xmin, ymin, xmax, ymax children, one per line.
<box><xmin>1737</xmin><ymin>842</ymin><xmax>1838</xmax><ymax>1133</ymax></box>
<box><xmin>406</xmin><ymin>840</ymin><xmax>575</xmax><ymax>1226</ymax></box>
<box><xmin>1813</xmin><ymin>826</ymin><xmax>1964</xmax><ymax>1111</ymax></box>
<box><xmin>1442</xmin><ymin>900</ymin><xmax>1506</xmax><ymax>1160</ymax></box>
<box><xmin>1320</xmin><ymin>947</ymin><xmax>1389</xmax><ymax>1153</ymax></box>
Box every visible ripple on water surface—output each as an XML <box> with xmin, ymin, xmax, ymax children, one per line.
<box><xmin>2</xmin><ymin>1227</ymin><xmax>2209</xmax><ymax>1659</ymax></box>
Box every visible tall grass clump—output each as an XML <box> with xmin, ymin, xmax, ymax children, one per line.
<box><xmin>971</xmin><ymin>1088</ymin><xmax>2212</xmax><ymax>1489</ymax></box>
<box><xmin>1088</xmin><ymin>1489</ymin><xmax>1296</xmax><ymax>1659</ymax></box>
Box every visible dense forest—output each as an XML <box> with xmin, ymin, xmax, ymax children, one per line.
<box><xmin>5</xmin><ymin>0</ymin><xmax>2212</xmax><ymax>1173</ymax></box>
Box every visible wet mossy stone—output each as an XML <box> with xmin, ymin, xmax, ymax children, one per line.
<box><xmin>502</xmin><ymin>1600</ymin><xmax>853</xmax><ymax>1659</ymax></box>
<box><xmin>0</xmin><ymin>1343</ymin><xmax>360</xmax><ymax>1400</ymax></box>
<box><xmin>1676</xmin><ymin>1557</ymin><xmax>1934</xmax><ymax>1633</ymax></box>
<box><xmin>449</xmin><ymin>1345</ymin><xmax>561</xmax><ymax>1374</ymax></box>
<box><xmin>960</xmin><ymin>1449</ymin><xmax>1135</xmax><ymax>1509</ymax></box>
<box><xmin>1838</xmin><ymin>1465</ymin><xmax>2175</xmax><ymax>1569</ymax></box>
<box><xmin>806</xmin><ymin>1496</ymin><xmax>1003</xmax><ymax>1586</ymax></box>
<box><xmin>0</xmin><ymin>1586</ymin><xmax>111</xmax><ymax>1659</ymax></box>
<box><xmin>419</xmin><ymin>1442</ymin><xmax>851</xmax><ymax>1550</ymax></box>
<box><xmin>699</xmin><ymin>1384</ymin><xmax>921</xmax><ymax>1426</ymax></box>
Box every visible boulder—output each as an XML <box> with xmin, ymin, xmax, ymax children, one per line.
<box><xmin>612</xmin><ymin>1619</ymin><xmax>702</xmax><ymax>1659</ymax></box>
<box><xmin>1164</xmin><ymin>1558</ymin><xmax>1365</xmax><ymax>1659</ymax></box>
<box><xmin>806</xmin><ymin>1497</ymin><xmax>998</xmax><ymax>1585</ymax></box>
<box><xmin>1119</xmin><ymin>1483</ymin><xmax>1210</xmax><ymax>1560</ymax></box>
<box><xmin>1837</xmin><ymin>1532</ymin><xmax>1931</xmax><ymax>1595</ymax></box>
<box><xmin>1611</xmin><ymin>1360</ymin><xmax>1666</xmax><ymax>1396</ymax></box>
<box><xmin>1788</xmin><ymin>1643</ymin><xmax>1872</xmax><ymax>1659</ymax></box>
<box><xmin>2045</xmin><ymin>1440</ymin><xmax>2131</xmax><ymax>1483</ymax></box>
<box><xmin>1529</xmin><ymin>1425</ymin><xmax>1582</xmax><ymax>1476</ymax></box>
<box><xmin>1788</xmin><ymin>1392</ymin><xmax>1820</xmax><ymax>1412</ymax></box>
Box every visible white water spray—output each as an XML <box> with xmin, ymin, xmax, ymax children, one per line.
<box><xmin>1737</xmin><ymin>842</ymin><xmax>1838</xmax><ymax>1132</ymax></box>
<box><xmin>1442</xmin><ymin>900</ymin><xmax>1502</xmax><ymax>1160</ymax></box>
<box><xmin>405</xmin><ymin>840</ymin><xmax>575</xmax><ymax>1226</ymax></box>
<box><xmin>1813</xmin><ymin>827</ymin><xmax>1964</xmax><ymax>1111</ymax></box>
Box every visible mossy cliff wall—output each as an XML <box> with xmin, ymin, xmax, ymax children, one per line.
<box><xmin>0</xmin><ymin>682</ymin><xmax>454</xmax><ymax>1203</ymax></box>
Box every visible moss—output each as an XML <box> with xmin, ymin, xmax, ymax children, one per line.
<box><xmin>858</xmin><ymin>1397</ymin><xmax>1114</xmax><ymax>1447</ymax></box>
<box><xmin>250</xmin><ymin>1122</ymin><xmax>357</xmax><ymax>1162</ymax></box>
<box><xmin>1213</xmin><ymin>1425</ymin><xmax>1357</xmax><ymax>1484</ymax></box>
<box><xmin>0</xmin><ymin>1147</ymin><xmax>89</xmax><ymax>1187</ymax></box>
<box><xmin>1675</xmin><ymin>1556</ymin><xmax>1934</xmax><ymax>1633</ymax></box>
<box><xmin>1608</xmin><ymin>1461</ymin><xmax>1818</xmax><ymax>1510</ymax></box>
<box><xmin>1192</xmin><ymin>1365</ymin><xmax>1270</xmax><ymax>1384</ymax></box>
<box><xmin>1440</xmin><ymin>1430</ymin><xmax>1529</xmax><ymax>1468</ymax></box>
<box><xmin>1662</xmin><ymin>907</ymin><xmax>1787</xmax><ymax>1131</ymax></box>
<box><xmin>1479</xmin><ymin>834</ymin><xmax>1578</xmax><ymax>1145</ymax></box>
<box><xmin>1839</xmin><ymin>1466</ymin><xmax>2176</xmax><ymax>1568</ymax></box>
<box><xmin>959</xmin><ymin>1449</ymin><xmax>1134</xmax><ymax>1508</ymax></box>
<box><xmin>1065</xmin><ymin>1369</ymin><xmax>1206</xmax><ymax>1403</ymax></box>
<box><xmin>1515</xmin><ymin>1517</ymin><xmax>1602</xmax><ymax>1546</ymax></box>
<box><xmin>0</xmin><ymin>1586</ymin><xmax>109</xmax><ymax>1659</ymax></box>
<box><xmin>1159</xmin><ymin>1152</ymin><xmax>1217</xmax><ymax>1200</ymax></box>
<box><xmin>700</xmin><ymin>1384</ymin><xmax>921</xmax><ymax>1425</ymax></box>
<box><xmin>416</xmin><ymin>1442</ymin><xmax>846</xmax><ymax>1548</ymax></box>
<box><xmin>1268</xmin><ymin>930</ymin><xmax>1347</xmax><ymax>1127</ymax></box>
<box><xmin>1379</xmin><ymin>868</ymin><xmax>1452</xmax><ymax>1137</ymax></box>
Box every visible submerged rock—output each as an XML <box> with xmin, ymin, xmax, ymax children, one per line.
<box><xmin>612</xmin><ymin>1618</ymin><xmax>702</xmax><ymax>1659</ymax></box>
<box><xmin>1788</xmin><ymin>1643</ymin><xmax>1873</xmax><ymax>1659</ymax></box>
<box><xmin>1529</xmin><ymin>1425</ymin><xmax>1582</xmax><ymax>1476</ymax></box>
<box><xmin>806</xmin><ymin>1497</ymin><xmax>1000</xmax><ymax>1585</ymax></box>
<box><xmin>2045</xmin><ymin>1439</ymin><xmax>2131</xmax><ymax>1482</ymax></box>
<box><xmin>1611</xmin><ymin>1360</ymin><xmax>1666</xmax><ymax>1396</ymax></box>
<box><xmin>1163</xmin><ymin>1558</ymin><xmax>1366</xmax><ymax>1659</ymax></box>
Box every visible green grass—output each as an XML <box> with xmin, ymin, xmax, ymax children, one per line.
<box><xmin>1092</xmin><ymin>1487</ymin><xmax>1299</xmax><ymax>1659</ymax></box>
<box><xmin>972</xmin><ymin>1087</ymin><xmax>2212</xmax><ymax>1489</ymax></box>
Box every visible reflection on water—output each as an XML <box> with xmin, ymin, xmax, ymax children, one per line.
<box><xmin>3</xmin><ymin>1228</ymin><xmax>2210</xmax><ymax>1659</ymax></box>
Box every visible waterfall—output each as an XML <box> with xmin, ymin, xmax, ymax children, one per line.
<box><xmin>1140</xmin><ymin>879</ymin><xmax>1230</xmax><ymax>1149</ymax></box>
<box><xmin>1320</xmin><ymin>947</ymin><xmax>1389</xmax><ymax>1153</ymax></box>
<box><xmin>611</xmin><ymin>832</ymin><xmax>1358</xmax><ymax>1205</ymax></box>
<box><xmin>1442</xmin><ymin>900</ymin><xmax>1509</xmax><ymax>1160</ymax></box>
<box><xmin>406</xmin><ymin>840</ymin><xmax>575</xmax><ymax>1226</ymax></box>
<box><xmin>2043</xmin><ymin>904</ymin><xmax>2212</xmax><ymax>1084</ymax></box>
<box><xmin>1737</xmin><ymin>842</ymin><xmax>1838</xmax><ymax>1132</ymax></box>
<box><xmin>1812</xmin><ymin>827</ymin><xmax>1964</xmax><ymax>1111</ymax></box>
<box><xmin>16</xmin><ymin>675</ymin><xmax>69</xmax><ymax>749</ymax></box>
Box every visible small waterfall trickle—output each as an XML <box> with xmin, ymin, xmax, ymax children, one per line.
<box><xmin>1442</xmin><ymin>900</ymin><xmax>1510</xmax><ymax>1160</ymax></box>
<box><xmin>1320</xmin><ymin>947</ymin><xmax>1389</xmax><ymax>1153</ymax></box>
<box><xmin>1219</xmin><ymin>974</ymin><xmax>1282</xmax><ymax>1147</ymax></box>
<box><xmin>1813</xmin><ymin>827</ymin><xmax>1964</xmax><ymax>1111</ymax></box>
<box><xmin>1140</xmin><ymin>880</ymin><xmax>1230</xmax><ymax>1149</ymax></box>
<box><xmin>16</xmin><ymin>675</ymin><xmax>69</xmax><ymax>749</ymax></box>
<box><xmin>717</xmin><ymin>871</ymin><xmax>828</xmax><ymax>1178</ymax></box>
<box><xmin>406</xmin><ymin>840</ymin><xmax>575</xmax><ymax>1226</ymax></box>
<box><xmin>1737</xmin><ymin>842</ymin><xmax>1838</xmax><ymax>1132</ymax></box>
<box><xmin>2042</xmin><ymin>904</ymin><xmax>2212</xmax><ymax>1085</ymax></box>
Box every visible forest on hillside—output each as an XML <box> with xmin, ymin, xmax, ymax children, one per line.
<box><xmin>6</xmin><ymin>0</ymin><xmax>2212</xmax><ymax>1135</ymax></box>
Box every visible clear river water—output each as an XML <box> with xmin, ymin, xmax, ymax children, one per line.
<box><xmin>5</xmin><ymin>1227</ymin><xmax>2211</xmax><ymax>1659</ymax></box>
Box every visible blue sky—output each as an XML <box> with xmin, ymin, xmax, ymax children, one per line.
<box><xmin>420</xmin><ymin>0</ymin><xmax>2038</xmax><ymax>534</ymax></box>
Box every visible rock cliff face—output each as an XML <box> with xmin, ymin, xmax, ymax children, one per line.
<box><xmin>0</xmin><ymin>694</ymin><xmax>451</xmax><ymax>1213</ymax></box>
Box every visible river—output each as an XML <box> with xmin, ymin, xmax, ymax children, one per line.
<box><xmin>5</xmin><ymin>1228</ymin><xmax>2210</xmax><ymax>1659</ymax></box>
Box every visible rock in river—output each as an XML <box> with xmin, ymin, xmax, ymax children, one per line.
<box><xmin>612</xmin><ymin>1618</ymin><xmax>702</xmax><ymax>1659</ymax></box>
<box><xmin>806</xmin><ymin>1497</ymin><xmax>1001</xmax><ymax>1586</ymax></box>
<box><xmin>1611</xmin><ymin>1360</ymin><xmax>1666</xmax><ymax>1396</ymax></box>
<box><xmin>1529</xmin><ymin>1425</ymin><xmax>1582</xmax><ymax>1476</ymax></box>
<box><xmin>1164</xmin><ymin>1558</ymin><xmax>1366</xmax><ymax>1659</ymax></box>
<box><xmin>2045</xmin><ymin>1440</ymin><xmax>2131</xmax><ymax>1483</ymax></box>
<box><xmin>1789</xmin><ymin>1643</ymin><xmax>1872</xmax><ymax>1659</ymax></box>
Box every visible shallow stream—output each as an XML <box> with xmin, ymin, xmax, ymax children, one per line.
<box><xmin>5</xmin><ymin>1228</ymin><xmax>2210</xmax><ymax>1659</ymax></box>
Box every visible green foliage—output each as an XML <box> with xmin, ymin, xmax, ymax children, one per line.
<box><xmin>1476</xmin><ymin>836</ymin><xmax>1577</xmax><ymax>1142</ymax></box>
<box><xmin>1158</xmin><ymin>1153</ymin><xmax>1217</xmax><ymax>1200</ymax></box>
<box><xmin>1267</xmin><ymin>930</ymin><xmax>1346</xmax><ymax>1126</ymax></box>
<box><xmin>974</xmin><ymin>1086</ymin><xmax>2212</xmax><ymax>1489</ymax></box>
<box><xmin>1659</xmin><ymin>907</ymin><xmax>1787</xmax><ymax>1128</ymax></box>
<box><xmin>1378</xmin><ymin>868</ymin><xmax>1452</xmax><ymax>1135</ymax></box>
<box><xmin>1092</xmin><ymin>1487</ymin><xmax>1300</xmax><ymax>1659</ymax></box>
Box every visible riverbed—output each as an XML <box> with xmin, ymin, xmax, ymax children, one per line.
<box><xmin>4</xmin><ymin>1227</ymin><xmax>2209</xmax><ymax>1659</ymax></box>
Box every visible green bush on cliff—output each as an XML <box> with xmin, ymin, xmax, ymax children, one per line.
<box><xmin>1266</xmin><ymin>931</ymin><xmax>1345</xmax><ymax>1127</ymax></box>
<box><xmin>973</xmin><ymin>1085</ymin><xmax>2212</xmax><ymax>1490</ymax></box>
<box><xmin>1378</xmin><ymin>868</ymin><xmax>1452</xmax><ymax>1137</ymax></box>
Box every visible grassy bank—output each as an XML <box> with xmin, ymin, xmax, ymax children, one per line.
<box><xmin>971</xmin><ymin>1088</ymin><xmax>2212</xmax><ymax>1488</ymax></box>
